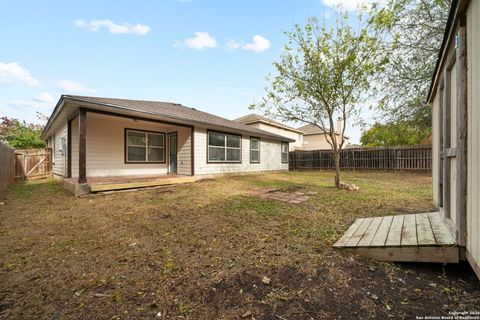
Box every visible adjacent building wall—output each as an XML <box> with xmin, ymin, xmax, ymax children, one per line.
<box><xmin>466</xmin><ymin>0</ymin><xmax>480</xmax><ymax>276</ymax></box>
<box><xmin>302</xmin><ymin>133</ymin><xmax>348</xmax><ymax>150</ymax></box>
<box><xmin>432</xmin><ymin>94</ymin><xmax>440</xmax><ymax>205</ymax></box>
<box><xmin>193</xmin><ymin>127</ymin><xmax>288</xmax><ymax>175</ymax></box>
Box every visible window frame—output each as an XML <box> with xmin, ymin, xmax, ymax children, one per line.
<box><xmin>124</xmin><ymin>128</ymin><xmax>166</xmax><ymax>164</ymax></box>
<box><xmin>281</xmin><ymin>142</ymin><xmax>289</xmax><ymax>163</ymax></box>
<box><xmin>250</xmin><ymin>137</ymin><xmax>261</xmax><ymax>163</ymax></box>
<box><xmin>207</xmin><ymin>130</ymin><xmax>242</xmax><ymax>163</ymax></box>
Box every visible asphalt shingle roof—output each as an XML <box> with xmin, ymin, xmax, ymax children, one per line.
<box><xmin>48</xmin><ymin>95</ymin><xmax>294</xmax><ymax>142</ymax></box>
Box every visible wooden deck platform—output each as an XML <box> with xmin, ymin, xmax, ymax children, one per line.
<box><xmin>65</xmin><ymin>174</ymin><xmax>196</xmax><ymax>193</ymax></box>
<box><xmin>334</xmin><ymin>212</ymin><xmax>458</xmax><ymax>263</ymax></box>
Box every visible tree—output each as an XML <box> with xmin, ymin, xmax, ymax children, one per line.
<box><xmin>0</xmin><ymin>116</ymin><xmax>46</xmax><ymax>149</ymax></box>
<box><xmin>370</xmin><ymin>0</ymin><xmax>451</xmax><ymax>127</ymax></box>
<box><xmin>360</xmin><ymin>121</ymin><xmax>431</xmax><ymax>146</ymax></box>
<box><xmin>252</xmin><ymin>13</ymin><xmax>387</xmax><ymax>189</ymax></box>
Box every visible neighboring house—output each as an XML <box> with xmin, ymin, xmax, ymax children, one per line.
<box><xmin>41</xmin><ymin>95</ymin><xmax>294</xmax><ymax>195</ymax></box>
<box><xmin>235</xmin><ymin>113</ymin><xmax>350</xmax><ymax>151</ymax></box>
<box><xmin>234</xmin><ymin>114</ymin><xmax>304</xmax><ymax>151</ymax></box>
<box><xmin>428</xmin><ymin>0</ymin><xmax>479</xmax><ymax>279</ymax></box>
<box><xmin>297</xmin><ymin>119</ymin><xmax>349</xmax><ymax>150</ymax></box>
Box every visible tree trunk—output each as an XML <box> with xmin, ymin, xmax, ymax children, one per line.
<box><xmin>334</xmin><ymin>151</ymin><xmax>341</xmax><ymax>189</ymax></box>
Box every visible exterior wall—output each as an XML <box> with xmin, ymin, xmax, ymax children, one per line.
<box><xmin>432</xmin><ymin>93</ymin><xmax>440</xmax><ymax>205</ymax></box>
<box><xmin>70</xmin><ymin>112</ymin><xmax>192</xmax><ymax>177</ymax></box>
<box><xmin>302</xmin><ymin>133</ymin><xmax>331</xmax><ymax>150</ymax></box>
<box><xmin>450</xmin><ymin>60</ymin><xmax>457</xmax><ymax>226</ymax></box>
<box><xmin>51</xmin><ymin>123</ymin><xmax>68</xmax><ymax>177</ymax></box>
<box><xmin>71</xmin><ymin>116</ymin><xmax>79</xmax><ymax>179</ymax></box>
<box><xmin>193</xmin><ymin>127</ymin><xmax>288</xmax><ymax>175</ymax></box>
<box><xmin>466</xmin><ymin>0</ymin><xmax>480</xmax><ymax>275</ymax></box>
<box><xmin>431</xmin><ymin>0</ymin><xmax>480</xmax><ymax>276</ymax></box>
<box><xmin>255</xmin><ymin>123</ymin><xmax>303</xmax><ymax>151</ymax></box>
<box><xmin>302</xmin><ymin>133</ymin><xmax>349</xmax><ymax>151</ymax></box>
<box><xmin>176</xmin><ymin>127</ymin><xmax>193</xmax><ymax>175</ymax></box>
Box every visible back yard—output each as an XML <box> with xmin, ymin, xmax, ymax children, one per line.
<box><xmin>0</xmin><ymin>171</ymin><xmax>479</xmax><ymax>319</ymax></box>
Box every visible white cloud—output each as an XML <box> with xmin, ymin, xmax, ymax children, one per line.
<box><xmin>226</xmin><ymin>38</ymin><xmax>241</xmax><ymax>50</ymax></box>
<box><xmin>57</xmin><ymin>79</ymin><xmax>95</xmax><ymax>93</ymax></box>
<box><xmin>321</xmin><ymin>0</ymin><xmax>385</xmax><ymax>10</ymax></box>
<box><xmin>33</xmin><ymin>92</ymin><xmax>55</xmax><ymax>104</ymax></box>
<box><xmin>0</xmin><ymin>62</ymin><xmax>40</xmax><ymax>87</ymax></box>
<box><xmin>176</xmin><ymin>32</ymin><xmax>218</xmax><ymax>50</ymax></box>
<box><xmin>242</xmin><ymin>35</ymin><xmax>271</xmax><ymax>53</ymax></box>
<box><xmin>75</xmin><ymin>19</ymin><xmax>150</xmax><ymax>35</ymax></box>
<box><xmin>3</xmin><ymin>92</ymin><xmax>56</xmax><ymax>124</ymax></box>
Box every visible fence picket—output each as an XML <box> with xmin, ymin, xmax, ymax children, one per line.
<box><xmin>290</xmin><ymin>146</ymin><xmax>431</xmax><ymax>171</ymax></box>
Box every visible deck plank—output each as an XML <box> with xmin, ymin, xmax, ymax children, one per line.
<box><xmin>89</xmin><ymin>176</ymin><xmax>195</xmax><ymax>192</ymax></box>
<box><xmin>333</xmin><ymin>218</ymin><xmax>364</xmax><ymax>247</ymax></box>
<box><xmin>358</xmin><ymin>217</ymin><xmax>383</xmax><ymax>247</ymax></box>
<box><xmin>385</xmin><ymin>215</ymin><xmax>404</xmax><ymax>246</ymax></box>
<box><xmin>401</xmin><ymin>214</ymin><xmax>418</xmax><ymax>246</ymax></box>
<box><xmin>345</xmin><ymin>246</ymin><xmax>459</xmax><ymax>263</ymax></box>
<box><xmin>416</xmin><ymin>213</ymin><xmax>436</xmax><ymax>245</ymax></box>
<box><xmin>345</xmin><ymin>218</ymin><xmax>373</xmax><ymax>247</ymax></box>
<box><xmin>370</xmin><ymin>216</ymin><xmax>394</xmax><ymax>247</ymax></box>
<box><xmin>428</xmin><ymin>212</ymin><xmax>456</xmax><ymax>245</ymax></box>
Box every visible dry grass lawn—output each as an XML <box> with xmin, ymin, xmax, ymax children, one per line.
<box><xmin>0</xmin><ymin>171</ymin><xmax>479</xmax><ymax>319</ymax></box>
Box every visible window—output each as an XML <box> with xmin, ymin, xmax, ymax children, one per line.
<box><xmin>126</xmin><ymin>129</ymin><xmax>165</xmax><ymax>163</ymax></box>
<box><xmin>250</xmin><ymin>137</ymin><xmax>260</xmax><ymax>163</ymax></box>
<box><xmin>281</xmin><ymin>142</ymin><xmax>289</xmax><ymax>163</ymax></box>
<box><xmin>208</xmin><ymin>131</ymin><xmax>241</xmax><ymax>162</ymax></box>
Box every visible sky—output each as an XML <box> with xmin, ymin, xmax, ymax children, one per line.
<box><xmin>0</xmin><ymin>0</ymin><xmax>379</xmax><ymax>144</ymax></box>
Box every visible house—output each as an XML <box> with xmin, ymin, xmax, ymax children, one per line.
<box><xmin>235</xmin><ymin>113</ymin><xmax>349</xmax><ymax>151</ymax></box>
<box><xmin>427</xmin><ymin>0</ymin><xmax>480</xmax><ymax>278</ymax></box>
<box><xmin>234</xmin><ymin>114</ymin><xmax>304</xmax><ymax>151</ymax></box>
<box><xmin>297</xmin><ymin>119</ymin><xmax>349</xmax><ymax>150</ymax></box>
<box><xmin>41</xmin><ymin>95</ymin><xmax>294</xmax><ymax>195</ymax></box>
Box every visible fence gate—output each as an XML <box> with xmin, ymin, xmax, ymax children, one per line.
<box><xmin>14</xmin><ymin>148</ymin><xmax>52</xmax><ymax>180</ymax></box>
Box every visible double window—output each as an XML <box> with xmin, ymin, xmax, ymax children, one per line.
<box><xmin>250</xmin><ymin>137</ymin><xmax>260</xmax><ymax>163</ymax></box>
<box><xmin>126</xmin><ymin>129</ymin><xmax>165</xmax><ymax>163</ymax></box>
<box><xmin>281</xmin><ymin>142</ymin><xmax>289</xmax><ymax>163</ymax></box>
<box><xmin>208</xmin><ymin>131</ymin><xmax>241</xmax><ymax>162</ymax></box>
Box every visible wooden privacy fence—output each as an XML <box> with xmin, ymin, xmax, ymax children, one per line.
<box><xmin>289</xmin><ymin>146</ymin><xmax>432</xmax><ymax>171</ymax></box>
<box><xmin>14</xmin><ymin>148</ymin><xmax>52</xmax><ymax>180</ymax></box>
<box><xmin>0</xmin><ymin>142</ymin><xmax>16</xmax><ymax>192</ymax></box>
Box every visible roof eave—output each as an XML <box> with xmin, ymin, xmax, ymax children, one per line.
<box><xmin>44</xmin><ymin>96</ymin><xmax>294</xmax><ymax>142</ymax></box>
<box><xmin>244</xmin><ymin>120</ymin><xmax>304</xmax><ymax>134</ymax></box>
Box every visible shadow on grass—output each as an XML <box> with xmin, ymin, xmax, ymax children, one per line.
<box><xmin>3</xmin><ymin>178</ymin><xmax>64</xmax><ymax>199</ymax></box>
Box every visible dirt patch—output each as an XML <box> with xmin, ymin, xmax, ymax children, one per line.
<box><xmin>254</xmin><ymin>187</ymin><xmax>314</xmax><ymax>204</ymax></box>
<box><xmin>0</xmin><ymin>172</ymin><xmax>478</xmax><ymax>319</ymax></box>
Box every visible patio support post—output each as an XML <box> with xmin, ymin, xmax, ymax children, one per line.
<box><xmin>78</xmin><ymin>108</ymin><xmax>87</xmax><ymax>184</ymax></box>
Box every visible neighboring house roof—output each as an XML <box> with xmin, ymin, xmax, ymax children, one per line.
<box><xmin>41</xmin><ymin>95</ymin><xmax>295</xmax><ymax>142</ymax></box>
<box><xmin>297</xmin><ymin>124</ymin><xmax>349</xmax><ymax>139</ymax></box>
<box><xmin>234</xmin><ymin>114</ymin><xmax>304</xmax><ymax>134</ymax></box>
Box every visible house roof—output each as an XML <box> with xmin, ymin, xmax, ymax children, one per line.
<box><xmin>427</xmin><ymin>0</ymin><xmax>462</xmax><ymax>102</ymax></box>
<box><xmin>41</xmin><ymin>95</ymin><xmax>295</xmax><ymax>142</ymax></box>
<box><xmin>233</xmin><ymin>114</ymin><xmax>304</xmax><ymax>134</ymax></box>
<box><xmin>297</xmin><ymin>124</ymin><xmax>349</xmax><ymax>139</ymax></box>
<box><xmin>297</xmin><ymin>124</ymin><xmax>328</xmax><ymax>135</ymax></box>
